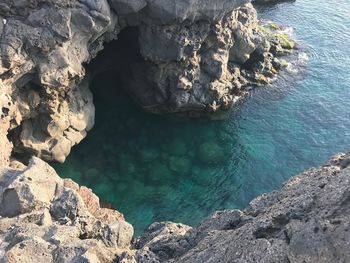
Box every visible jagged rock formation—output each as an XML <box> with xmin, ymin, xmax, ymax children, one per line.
<box><xmin>0</xmin><ymin>0</ymin><xmax>293</xmax><ymax>163</ymax></box>
<box><xmin>0</xmin><ymin>157</ymin><xmax>133</xmax><ymax>262</ymax></box>
<box><xmin>127</xmin><ymin>152</ymin><xmax>350</xmax><ymax>262</ymax></box>
<box><xmin>1</xmin><ymin>151</ymin><xmax>350</xmax><ymax>262</ymax></box>
<box><xmin>124</xmin><ymin>4</ymin><xmax>292</xmax><ymax>114</ymax></box>
<box><xmin>253</xmin><ymin>0</ymin><xmax>295</xmax><ymax>5</ymax></box>
<box><xmin>0</xmin><ymin>0</ymin><xmax>115</xmax><ymax>163</ymax></box>
<box><xmin>2</xmin><ymin>1</ymin><xmax>346</xmax><ymax>262</ymax></box>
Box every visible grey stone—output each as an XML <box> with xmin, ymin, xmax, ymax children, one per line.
<box><xmin>102</xmin><ymin>221</ymin><xmax>134</xmax><ymax>248</ymax></box>
<box><xmin>134</xmin><ymin>153</ymin><xmax>350</xmax><ymax>262</ymax></box>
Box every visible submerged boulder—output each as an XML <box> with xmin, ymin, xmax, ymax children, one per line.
<box><xmin>133</xmin><ymin>153</ymin><xmax>350</xmax><ymax>262</ymax></box>
<box><xmin>198</xmin><ymin>142</ymin><xmax>225</xmax><ymax>163</ymax></box>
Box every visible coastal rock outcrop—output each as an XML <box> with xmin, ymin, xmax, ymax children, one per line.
<box><xmin>0</xmin><ymin>0</ymin><xmax>294</xmax><ymax>162</ymax></box>
<box><xmin>0</xmin><ymin>157</ymin><xmax>133</xmax><ymax>262</ymax></box>
<box><xmin>126</xmin><ymin>4</ymin><xmax>292</xmax><ymax>114</ymax></box>
<box><xmin>128</xmin><ymin>152</ymin><xmax>350</xmax><ymax>262</ymax></box>
<box><xmin>0</xmin><ymin>0</ymin><xmax>116</xmax><ymax>162</ymax></box>
<box><xmin>1</xmin><ymin>151</ymin><xmax>350</xmax><ymax>262</ymax></box>
<box><xmin>252</xmin><ymin>0</ymin><xmax>295</xmax><ymax>4</ymax></box>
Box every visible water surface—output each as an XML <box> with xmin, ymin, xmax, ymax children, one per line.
<box><xmin>55</xmin><ymin>0</ymin><xmax>350</xmax><ymax>235</ymax></box>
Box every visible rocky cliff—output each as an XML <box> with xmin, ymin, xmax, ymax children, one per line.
<box><xmin>1</xmin><ymin>150</ymin><xmax>350</xmax><ymax>262</ymax></box>
<box><xmin>0</xmin><ymin>1</ymin><xmax>333</xmax><ymax>262</ymax></box>
<box><xmin>0</xmin><ymin>0</ymin><xmax>294</xmax><ymax>163</ymax></box>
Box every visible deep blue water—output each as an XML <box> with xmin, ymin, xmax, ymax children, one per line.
<box><xmin>55</xmin><ymin>0</ymin><xmax>350</xmax><ymax>235</ymax></box>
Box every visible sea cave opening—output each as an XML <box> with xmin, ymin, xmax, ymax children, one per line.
<box><xmin>54</xmin><ymin>27</ymin><xmax>285</xmax><ymax>236</ymax></box>
<box><xmin>54</xmin><ymin>28</ymin><xmax>245</xmax><ymax>235</ymax></box>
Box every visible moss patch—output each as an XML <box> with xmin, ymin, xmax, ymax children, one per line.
<box><xmin>275</xmin><ymin>33</ymin><xmax>295</xmax><ymax>49</ymax></box>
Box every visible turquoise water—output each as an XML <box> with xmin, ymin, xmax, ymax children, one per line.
<box><xmin>55</xmin><ymin>0</ymin><xmax>350</xmax><ymax>235</ymax></box>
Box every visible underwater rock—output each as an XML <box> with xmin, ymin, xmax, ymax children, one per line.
<box><xmin>169</xmin><ymin>139</ymin><xmax>188</xmax><ymax>156</ymax></box>
<box><xmin>138</xmin><ymin>149</ymin><xmax>159</xmax><ymax>163</ymax></box>
<box><xmin>132</xmin><ymin>152</ymin><xmax>350</xmax><ymax>262</ymax></box>
<box><xmin>83</xmin><ymin>167</ymin><xmax>100</xmax><ymax>182</ymax></box>
<box><xmin>169</xmin><ymin>156</ymin><xmax>191</xmax><ymax>174</ymax></box>
<box><xmin>2</xmin><ymin>147</ymin><xmax>350</xmax><ymax>262</ymax></box>
<box><xmin>198</xmin><ymin>142</ymin><xmax>225</xmax><ymax>163</ymax></box>
<box><xmin>147</xmin><ymin>162</ymin><xmax>173</xmax><ymax>183</ymax></box>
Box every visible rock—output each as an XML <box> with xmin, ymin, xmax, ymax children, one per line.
<box><xmin>0</xmin><ymin>0</ymin><xmax>294</xmax><ymax>162</ymax></box>
<box><xmin>65</xmin><ymin>180</ymin><xmax>125</xmax><ymax>224</ymax></box>
<box><xmin>135</xmin><ymin>222</ymin><xmax>192</xmax><ymax>262</ymax></box>
<box><xmin>253</xmin><ymin>0</ymin><xmax>296</xmax><ymax>5</ymax></box>
<box><xmin>109</xmin><ymin>0</ymin><xmax>147</xmax><ymax>16</ymax></box>
<box><xmin>198</xmin><ymin>142</ymin><xmax>225</xmax><ymax>163</ymax></box>
<box><xmin>102</xmin><ymin>221</ymin><xmax>134</xmax><ymax>248</ymax></box>
<box><xmin>169</xmin><ymin>139</ymin><xmax>188</xmax><ymax>156</ymax></box>
<box><xmin>0</xmin><ymin>157</ymin><xmax>132</xmax><ymax>262</ymax></box>
<box><xmin>130</xmin><ymin>3</ymin><xmax>267</xmax><ymax>114</ymax></box>
<box><xmin>2</xmin><ymin>146</ymin><xmax>350</xmax><ymax>262</ymax></box>
<box><xmin>168</xmin><ymin>156</ymin><xmax>191</xmax><ymax>174</ymax></box>
<box><xmin>50</xmin><ymin>185</ymin><xmax>88</xmax><ymax>224</ymax></box>
<box><xmin>133</xmin><ymin>153</ymin><xmax>350</xmax><ymax>262</ymax></box>
<box><xmin>0</xmin><ymin>157</ymin><xmax>62</xmax><ymax>217</ymax></box>
<box><xmin>0</xmin><ymin>0</ymin><xmax>111</xmax><ymax>162</ymax></box>
<box><xmin>147</xmin><ymin>162</ymin><xmax>173</xmax><ymax>183</ymax></box>
<box><xmin>4</xmin><ymin>236</ymin><xmax>54</xmax><ymax>263</ymax></box>
<box><xmin>53</xmin><ymin>239</ymin><xmax>120</xmax><ymax>263</ymax></box>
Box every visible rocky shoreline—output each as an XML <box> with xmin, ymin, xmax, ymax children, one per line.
<box><xmin>0</xmin><ymin>0</ymin><xmax>294</xmax><ymax>163</ymax></box>
<box><xmin>1</xmin><ymin>0</ymin><xmax>349</xmax><ymax>262</ymax></box>
<box><xmin>1</xmin><ymin>151</ymin><xmax>350</xmax><ymax>262</ymax></box>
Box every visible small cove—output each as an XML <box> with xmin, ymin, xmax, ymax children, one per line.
<box><xmin>55</xmin><ymin>0</ymin><xmax>350</xmax><ymax>235</ymax></box>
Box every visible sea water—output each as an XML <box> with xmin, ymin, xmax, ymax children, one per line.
<box><xmin>55</xmin><ymin>0</ymin><xmax>350</xmax><ymax>235</ymax></box>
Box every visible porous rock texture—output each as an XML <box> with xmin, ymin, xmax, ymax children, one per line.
<box><xmin>0</xmin><ymin>157</ymin><xmax>133</xmax><ymax>262</ymax></box>
<box><xmin>1</xmin><ymin>152</ymin><xmax>350</xmax><ymax>262</ymax></box>
<box><xmin>253</xmin><ymin>0</ymin><xmax>295</xmax><ymax>5</ymax></box>
<box><xmin>127</xmin><ymin>152</ymin><xmax>350</xmax><ymax>262</ymax></box>
<box><xmin>0</xmin><ymin>0</ymin><xmax>293</xmax><ymax>163</ymax></box>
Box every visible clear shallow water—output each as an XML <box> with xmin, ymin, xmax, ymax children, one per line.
<box><xmin>55</xmin><ymin>0</ymin><xmax>350</xmax><ymax>235</ymax></box>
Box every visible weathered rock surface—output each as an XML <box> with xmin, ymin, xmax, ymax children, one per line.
<box><xmin>0</xmin><ymin>157</ymin><xmax>134</xmax><ymax>262</ymax></box>
<box><xmin>0</xmin><ymin>0</ymin><xmax>294</xmax><ymax>162</ymax></box>
<box><xmin>253</xmin><ymin>0</ymin><xmax>295</xmax><ymax>5</ymax></box>
<box><xmin>126</xmin><ymin>152</ymin><xmax>350</xmax><ymax>262</ymax></box>
<box><xmin>128</xmin><ymin>3</ymin><xmax>292</xmax><ymax>114</ymax></box>
<box><xmin>1</xmin><ymin>147</ymin><xmax>350</xmax><ymax>262</ymax></box>
<box><xmin>0</xmin><ymin>0</ymin><xmax>116</xmax><ymax>162</ymax></box>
